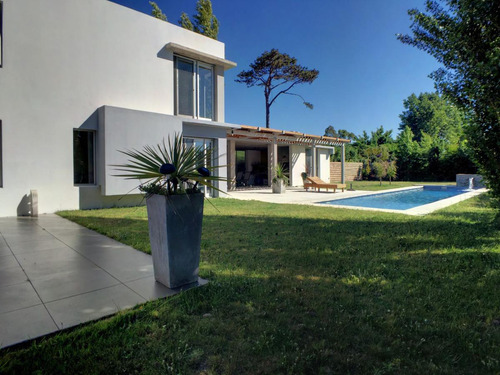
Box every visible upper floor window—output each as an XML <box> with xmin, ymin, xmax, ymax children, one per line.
<box><xmin>175</xmin><ymin>56</ymin><xmax>214</xmax><ymax>120</ymax></box>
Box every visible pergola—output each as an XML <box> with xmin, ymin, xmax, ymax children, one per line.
<box><xmin>227</xmin><ymin>125</ymin><xmax>351</xmax><ymax>188</ymax></box>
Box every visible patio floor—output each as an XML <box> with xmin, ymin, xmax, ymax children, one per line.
<box><xmin>0</xmin><ymin>214</ymin><xmax>205</xmax><ymax>349</ymax></box>
<box><xmin>228</xmin><ymin>186</ymin><xmax>372</xmax><ymax>205</ymax></box>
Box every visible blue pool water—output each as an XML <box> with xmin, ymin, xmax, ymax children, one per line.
<box><xmin>320</xmin><ymin>186</ymin><xmax>470</xmax><ymax>211</ymax></box>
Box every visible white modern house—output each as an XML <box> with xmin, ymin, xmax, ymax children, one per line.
<box><xmin>0</xmin><ymin>0</ymin><xmax>349</xmax><ymax>217</ymax></box>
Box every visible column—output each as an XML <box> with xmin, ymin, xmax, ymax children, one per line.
<box><xmin>268</xmin><ymin>138</ymin><xmax>278</xmax><ymax>186</ymax></box>
<box><xmin>311</xmin><ymin>142</ymin><xmax>316</xmax><ymax>176</ymax></box>
<box><xmin>341</xmin><ymin>143</ymin><xmax>346</xmax><ymax>184</ymax></box>
<box><xmin>227</xmin><ymin>139</ymin><xmax>236</xmax><ymax>190</ymax></box>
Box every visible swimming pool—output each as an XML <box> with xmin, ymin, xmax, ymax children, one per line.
<box><xmin>319</xmin><ymin>186</ymin><xmax>472</xmax><ymax>211</ymax></box>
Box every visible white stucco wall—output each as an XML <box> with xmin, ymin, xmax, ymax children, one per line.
<box><xmin>290</xmin><ymin>145</ymin><xmax>306</xmax><ymax>187</ymax></box>
<box><xmin>0</xmin><ymin>0</ymin><xmax>229</xmax><ymax>216</ymax></box>
<box><xmin>317</xmin><ymin>148</ymin><xmax>333</xmax><ymax>183</ymax></box>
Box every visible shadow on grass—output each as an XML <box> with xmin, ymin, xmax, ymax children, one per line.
<box><xmin>28</xmin><ymin>202</ymin><xmax>498</xmax><ymax>374</ymax></box>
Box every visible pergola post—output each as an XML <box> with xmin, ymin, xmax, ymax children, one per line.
<box><xmin>312</xmin><ymin>142</ymin><xmax>316</xmax><ymax>176</ymax></box>
<box><xmin>341</xmin><ymin>143</ymin><xmax>346</xmax><ymax>184</ymax></box>
<box><xmin>268</xmin><ymin>138</ymin><xmax>278</xmax><ymax>186</ymax></box>
<box><xmin>227</xmin><ymin>139</ymin><xmax>236</xmax><ymax>190</ymax></box>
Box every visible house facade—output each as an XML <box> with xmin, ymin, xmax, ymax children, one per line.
<box><xmin>0</xmin><ymin>0</ymin><xmax>349</xmax><ymax>217</ymax></box>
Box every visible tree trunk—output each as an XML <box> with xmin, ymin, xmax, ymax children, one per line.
<box><xmin>265</xmin><ymin>103</ymin><xmax>270</xmax><ymax>128</ymax></box>
<box><xmin>380</xmin><ymin>178</ymin><xmax>382</xmax><ymax>186</ymax></box>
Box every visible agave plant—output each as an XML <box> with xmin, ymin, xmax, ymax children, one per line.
<box><xmin>272</xmin><ymin>163</ymin><xmax>289</xmax><ymax>185</ymax></box>
<box><xmin>113</xmin><ymin>133</ymin><xmax>225</xmax><ymax>196</ymax></box>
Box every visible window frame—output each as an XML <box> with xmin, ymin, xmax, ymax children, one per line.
<box><xmin>182</xmin><ymin>136</ymin><xmax>216</xmax><ymax>196</ymax></box>
<box><xmin>174</xmin><ymin>55</ymin><xmax>215</xmax><ymax>121</ymax></box>
<box><xmin>73</xmin><ymin>129</ymin><xmax>96</xmax><ymax>186</ymax></box>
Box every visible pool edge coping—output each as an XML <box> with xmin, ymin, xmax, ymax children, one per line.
<box><xmin>312</xmin><ymin>186</ymin><xmax>487</xmax><ymax>216</ymax></box>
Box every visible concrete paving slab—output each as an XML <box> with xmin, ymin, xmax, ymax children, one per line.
<box><xmin>0</xmin><ymin>305</ymin><xmax>58</xmax><ymax>348</ymax></box>
<box><xmin>125</xmin><ymin>276</ymin><xmax>178</xmax><ymax>300</ymax></box>
<box><xmin>46</xmin><ymin>284</ymin><xmax>146</xmax><ymax>330</ymax></box>
<box><xmin>0</xmin><ymin>254</ymin><xmax>20</xmax><ymax>271</ymax></box>
<box><xmin>0</xmin><ymin>282</ymin><xmax>42</xmax><ymax>314</ymax></box>
<box><xmin>0</xmin><ymin>266</ymin><xmax>29</xmax><ymax>287</ymax></box>
<box><xmin>0</xmin><ymin>214</ymin><xmax>206</xmax><ymax>349</ymax></box>
<box><xmin>7</xmin><ymin>238</ymin><xmax>68</xmax><ymax>254</ymax></box>
<box><xmin>0</xmin><ymin>246</ymin><xmax>12</xmax><ymax>257</ymax></box>
<box><xmin>126</xmin><ymin>276</ymin><xmax>208</xmax><ymax>300</ymax></box>
<box><xmin>31</xmin><ymin>267</ymin><xmax>121</xmax><ymax>303</ymax></box>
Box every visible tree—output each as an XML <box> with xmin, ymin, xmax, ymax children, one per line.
<box><xmin>386</xmin><ymin>160</ymin><xmax>397</xmax><ymax>184</ymax></box>
<box><xmin>150</xmin><ymin>1</ymin><xmax>167</xmax><ymax>21</ymax></box>
<box><xmin>399</xmin><ymin>92</ymin><xmax>465</xmax><ymax>144</ymax></box>
<box><xmin>372</xmin><ymin>161</ymin><xmax>387</xmax><ymax>186</ymax></box>
<box><xmin>324</xmin><ymin>126</ymin><xmax>356</xmax><ymax>140</ymax></box>
<box><xmin>398</xmin><ymin>0</ymin><xmax>500</xmax><ymax>206</ymax></box>
<box><xmin>236</xmin><ymin>49</ymin><xmax>319</xmax><ymax>127</ymax></box>
<box><xmin>324</xmin><ymin>125</ymin><xmax>338</xmax><ymax>138</ymax></box>
<box><xmin>179</xmin><ymin>0</ymin><xmax>219</xmax><ymax>40</ymax></box>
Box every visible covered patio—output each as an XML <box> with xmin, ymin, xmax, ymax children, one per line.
<box><xmin>226</xmin><ymin>126</ymin><xmax>351</xmax><ymax>190</ymax></box>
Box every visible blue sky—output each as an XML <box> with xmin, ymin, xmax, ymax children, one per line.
<box><xmin>111</xmin><ymin>0</ymin><xmax>439</xmax><ymax>138</ymax></box>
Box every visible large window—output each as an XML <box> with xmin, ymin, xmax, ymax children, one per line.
<box><xmin>183</xmin><ymin>137</ymin><xmax>214</xmax><ymax>195</ymax></box>
<box><xmin>175</xmin><ymin>56</ymin><xmax>214</xmax><ymax>120</ymax></box>
<box><xmin>73</xmin><ymin>130</ymin><xmax>95</xmax><ymax>185</ymax></box>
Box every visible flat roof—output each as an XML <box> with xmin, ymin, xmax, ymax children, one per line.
<box><xmin>166</xmin><ymin>42</ymin><xmax>237</xmax><ymax>70</ymax></box>
<box><xmin>228</xmin><ymin>125</ymin><xmax>351</xmax><ymax>147</ymax></box>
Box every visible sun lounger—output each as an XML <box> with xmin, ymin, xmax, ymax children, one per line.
<box><xmin>304</xmin><ymin>176</ymin><xmax>346</xmax><ymax>193</ymax></box>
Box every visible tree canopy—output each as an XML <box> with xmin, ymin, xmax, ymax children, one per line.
<box><xmin>324</xmin><ymin>126</ymin><xmax>356</xmax><ymax>140</ymax></box>
<box><xmin>179</xmin><ymin>0</ymin><xmax>219</xmax><ymax>40</ymax></box>
<box><xmin>236</xmin><ymin>49</ymin><xmax>319</xmax><ymax>128</ymax></box>
<box><xmin>399</xmin><ymin>92</ymin><xmax>465</xmax><ymax>144</ymax></box>
<box><xmin>398</xmin><ymin>0</ymin><xmax>500</xmax><ymax>206</ymax></box>
<box><xmin>149</xmin><ymin>1</ymin><xmax>167</xmax><ymax>21</ymax></box>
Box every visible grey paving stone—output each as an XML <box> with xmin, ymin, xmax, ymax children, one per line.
<box><xmin>18</xmin><ymin>249</ymin><xmax>97</xmax><ymax>280</ymax></box>
<box><xmin>6</xmin><ymin>238</ymin><xmax>68</xmax><ymax>254</ymax></box>
<box><xmin>32</xmin><ymin>267</ymin><xmax>121</xmax><ymax>303</ymax></box>
<box><xmin>0</xmin><ymin>282</ymin><xmax>42</xmax><ymax>314</ymax></box>
<box><xmin>0</xmin><ymin>245</ymin><xmax>12</xmax><ymax>257</ymax></box>
<box><xmin>125</xmin><ymin>276</ymin><xmax>208</xmax><ymax>300</ymax></box>
<box><xmin>0</xmin><ymin>305</ymin><xmax>58</xmax><ymax>349</ymax></box>
<box><xmin>0</xmin><ymin>254</ymin><xmax>20</xmax><ymax>271</ymax></box>
<box><xmin>0</xmin><ymin>266</ymin><xmax>29</xmax><ymax>287</ymax></box>
<box><xmin>125</xmin><ymin>276</ymin><xmax>178</xmax><ymax>300</ymax></box>
<box><xmin>46</xmin><ymin>284</ymin><xmax>146</xmax><ymax>330</ymax></box>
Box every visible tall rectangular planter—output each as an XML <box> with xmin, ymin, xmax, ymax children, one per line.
<box><xmin>146</xmin><ymin>193</ymin><xmax>204</xmax><ymax>288</ymax></box>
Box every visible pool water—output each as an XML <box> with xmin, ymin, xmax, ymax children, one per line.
<box><xmin>320</xmin><ymin>186</ymin><xmax>470</xmax><ymax>211</ymax></box>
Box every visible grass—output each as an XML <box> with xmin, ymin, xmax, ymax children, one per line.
<box><xmin>1</xmin><ymin>193</ymin><xmax>500</xmax><ymax>374</ymax></box>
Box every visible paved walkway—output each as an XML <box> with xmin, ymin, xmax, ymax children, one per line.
<box><xmin>0</xmin><ymin>214</ymin><xmax>204</xmax><ymax>349</ymax></box>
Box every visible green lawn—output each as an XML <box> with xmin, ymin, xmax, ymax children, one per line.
<box><xmin>1</xmin><ymin>194</ymin><xmax>500</xmax><ymax>374</ymax></box>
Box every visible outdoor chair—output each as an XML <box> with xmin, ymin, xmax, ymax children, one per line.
<box><xmin>304</xmin><ymin>176</ymin><xmax>346</xmax><ymax>193</ymax></box>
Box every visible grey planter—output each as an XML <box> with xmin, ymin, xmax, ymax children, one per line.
<box><xmin>145</xmin><ymin>193</ymin><xmax>204</xmax><ymax>288</ymax></box>
<box><xmin>272</xmin><ymin>180</ymin><xmax>286</xmax><ymax>194</ymax></box>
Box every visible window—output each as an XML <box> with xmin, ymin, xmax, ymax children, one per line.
<box><xmin>183</xmin><ymin>137</ymin><xmax>214</xmax><ymax>195</ymax></box>
<box><xmin>0</xmin><ymin>1</ymin><xmax>3</xmax><ymax>67</ymax></box>
<box><xmin>73</xmin><ymin>130</ymin><xmax>95</xmax><ymax>185</ymax></box>
<box><xmin>175</xmin><ymin>56</ymin><xmax>214</xmax><ymax>120</ymax></box>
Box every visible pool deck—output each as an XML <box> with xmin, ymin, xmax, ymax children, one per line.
<box><xmin>229</xmin><ymin>186</ymin><xmax>487</xmax><ymax>215</ymax></box>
